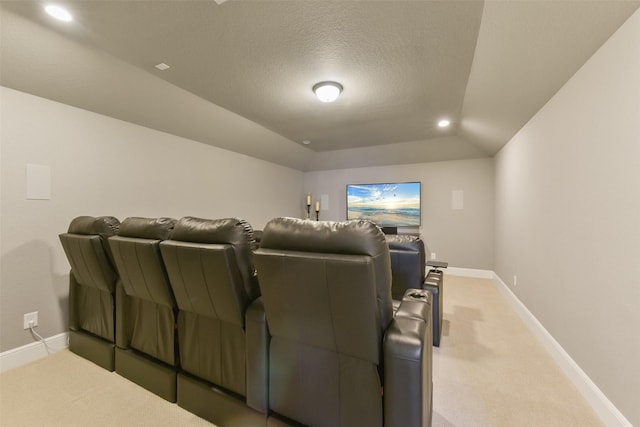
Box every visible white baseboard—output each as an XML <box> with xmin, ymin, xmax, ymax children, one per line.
<box><xmin>0</xmin><ymin>332</ymin><xmax>69</xmax><ymax>373</ymax></box>
<box><xmin>492</xmin><ymin>273</ymin><xmax>631</xmax><ymax>427</ymax></box>
<box><xmin>445</xmin><ymin>266</ymin><xmax>494</xmax><ymax>279</ymax></box>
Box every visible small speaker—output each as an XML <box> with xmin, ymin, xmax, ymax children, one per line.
<box><xmin>381</xmin><ymin>226</ymin><xmax>398</xmax><ymax>235</ymax></box>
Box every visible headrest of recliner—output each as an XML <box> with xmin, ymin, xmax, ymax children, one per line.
<box><xmin>118</xmin><ymin>217</ymin><xmax>176</xmax><ymax>240</ymax></box>
<box><xmin>68</xmin><ymin>216</ymin><xmax>120</xmax><ymax>236</ymax></box>
<box><xmin>170</xmin><ymin>216</ymin><xmax>256</xmax><ymax>247</ymax></box>
<box><xmin>168</xmin><ymin>216</ymin><xmax>259</xmax><ymax>300</ymax></box>
<box><xmin>260</xmin><ymin>217</ymin><xmax>387</xmax><ymax>257</ymax></box>
<box><xmin>385</xmin><ymin>234</ymin><xmax>424</xmax><ymax>252</ymax></box>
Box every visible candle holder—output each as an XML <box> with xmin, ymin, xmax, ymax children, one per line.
<box><xmin>315</xmin><ymin>207</ymin><xmax>320</xmax><ymax>221</ymax></box>
<box><xmin>305</xmin><ymin>194</ymin><xmax>312</xmax><ymax>219</ymax></box>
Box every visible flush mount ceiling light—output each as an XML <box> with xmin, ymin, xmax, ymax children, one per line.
<box><xmin>438</xmin><ymin>119</ymin><xmax>451</xmax><ymax>128</ymax></box>
<box><xmin>44</xmin><ymin>5</ymin><xmax>73</xmax><ymax>22</ymax></box>
<box><xmin>313</xmin><ymin>81</ymin><xmax>343</xmax><ymax>103</ymax></box>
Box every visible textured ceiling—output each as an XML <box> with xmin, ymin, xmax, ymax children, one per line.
<box><xmin>1</xmin><ymin>1</ymin><xmax>639</xmax><ymax>171</ymax></box>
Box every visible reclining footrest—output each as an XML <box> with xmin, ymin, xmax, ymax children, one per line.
<box><xmin>115</xmin><ymin>348</ymin><xmax>177</xmax><ymax>402</ymax></box>
<box><xmin>69</xmin><ymin>330</ymin><xmax>115</xmax><ymax>371</ymax></box>
<box><xmin>177</xmin><ymin>373</ymin><xmax>267</xmax><ymax>427</ymax></box>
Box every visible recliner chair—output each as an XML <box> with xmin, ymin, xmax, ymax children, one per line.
<box><xmin>386</xmin><ymin>234</ymin><xmax>426</xmax><ymax>300</ymax></box>
<box><xmin>386</xmin><ymin>234</ymin><xmax>446</xmax><ymax>347</ymax></box>
<box><xmin>108</xmin><ymin>217</ymin><xmax>178</xmax><ymax>401</ymax></box>
<box><xmin>255</xmin><ymin>218</ymin><xmax>433</xmax><ymax>427</ymax></box>
<box><xmin>159</xmin><ymin>217</ymin><xmax>267</xmax><ymax>426</ymax></box>
<box><xmin>59</xmin><ymin>215</ymin><xmax>120</xmax><ymax>370</ymax></box>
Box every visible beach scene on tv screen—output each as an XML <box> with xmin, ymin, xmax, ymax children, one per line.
<box><xmin>347</xmin><ymin>182</ymin><xmax>421</xmax><ymax>226</ymax></box>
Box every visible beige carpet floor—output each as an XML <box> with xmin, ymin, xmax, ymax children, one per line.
<box><xmin>432</xmin><ymin>276</ymin><xmax>601</xmax><ymax>427</ymax></box>
<box><xmin>0</xmin><ymin>275</ymin><xmax>602</xmax><ymax>426</ymax></box>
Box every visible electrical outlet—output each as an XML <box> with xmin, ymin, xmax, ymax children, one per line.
<box><xmin>513</xmin><ymin>275</ymin><xmax>517</xmax><ymax>287</ymax></box>
<box><xmin>23</xmin><ymin>311</ymin><xmax>38</xmax><ymax>329</ymax></box>
<box><xmin>431</xmin><ymin>252</ymin><xmax>436</xmax><ymax>260</ymax></box>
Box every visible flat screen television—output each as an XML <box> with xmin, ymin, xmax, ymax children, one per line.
<box><xmin>346</xmin><ymin>182</ymin><xmax>421</xmax><ymax>227</ymax></box>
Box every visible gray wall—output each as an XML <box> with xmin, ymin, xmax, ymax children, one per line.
<box><xmin>493</xmin><ymin>9</ymin><xmax>640</xmax><ymax>426</ymax></box>
<box><xmin>0</xmin><ymin>87</ymin><xmax>303</xmax><ymax>352</ymax></box>
<box><xmin>303</xmin><ymin>158</ymin><xmax>494</xmax><ymax>269</ymax></box>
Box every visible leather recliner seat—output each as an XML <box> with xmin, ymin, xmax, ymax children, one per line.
<box><xmin>386</xmin><ymin>234</ymin><xmax>426</xmax><ymax>300</ymax></box>
<box><xmin>386</xmin><ymin>234</ymin><xmax>447</xmax><ymax>347</ymax></box>
<box><xmin>386</xmin><ymin>234</ymin><xmax>446</xmax><ymax>347</ymax></box>
<box><xmin>159</xmin><ymin>217</ymin><xmax>268</xmax><ymax>426</ymax></box>
<box><xmin>59</xmin><ymin>215</ymin><xmax>120</xmax><ymax>370</ymax></box>
<box><xmin>108</xmin><ymin>217</ymin><xmax>179</xmax><ymax>402</ymax></box>
<box><xmin>255</xmin><ymin>217</ymin><xmax>433</xmax><ymax>427</ymax></box>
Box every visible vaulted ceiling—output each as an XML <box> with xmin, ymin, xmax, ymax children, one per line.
<box><xmin>2</xmin><ymin>1</ymin><xmax>638</xmax><ymax>171</ymax></box>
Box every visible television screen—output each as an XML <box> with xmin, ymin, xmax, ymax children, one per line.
<box><xmin>346</xmin><ymin>182</ymin><xmax>421</xmax><ymax>227</ymax></box>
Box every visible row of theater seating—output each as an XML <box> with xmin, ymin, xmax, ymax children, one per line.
<box><xmin>59</xmin><ymin>215</ymin><xmax>442</xmax><ymax>427</ymax></box>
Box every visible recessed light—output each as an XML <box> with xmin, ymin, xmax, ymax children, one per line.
<box><xmin>302</xmin><ymin>140</ymin><xmax>311</xmax><ymax>145</ymax></box>
<box><xmin>313</xmin><ymin>82</ymin><xmax>343</xmax><ymax>103</ymax></box>
<box><xmin>155</xmin><ymin>63</ymin><xmax>171</xmax><ymax>71</ymax></box>
<box><xmin>44</xmin><ymin>5</ymin><xmax>73</xmax><ymax>22</ymax></box>
<box><xmin>438</xmin><ymin>119</ymin><xmax>451</xmax><ymax>128</ymax></box>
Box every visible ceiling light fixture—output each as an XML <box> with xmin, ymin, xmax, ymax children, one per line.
<box><xmin>313</xmin><ymin>81</ymin><xmax>343</xmax><ymax>103</ymax></box>
<box><xmin>155</xmin><ymin>63</ymin><xmax>171</xmax><ymax>71</ymax></box>
<box><xmin>438</xmin><ymin>119</ymin><xmax>451</xmax><ymax>128</ymax></box>
<box><xmin>44</xmin><ymin>5</ymin><xmax>73</xmax><ymax>22</ymax></box>
<box><xmin>302</xmin><ymin>140</ymin><xmax>311</xmax><ymax>145</ymax></box>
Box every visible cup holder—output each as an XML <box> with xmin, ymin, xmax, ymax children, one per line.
<box><xmin>408</xmin><ymin>290</ymin><xmax>427</xmax><ymax>299</ymax></box>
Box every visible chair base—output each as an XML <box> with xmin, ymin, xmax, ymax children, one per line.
<box><xmin>177</xmin><ymin>373</ymin><xmax>267</xmax><ymax>427</ymax></box>
<box><xmin>69</xmin><ymin>330</ymin><xmax>115</xmax><ymax>371</ymax></box>
<box><xmin>115</xmin><ymin>348</ymin><xmax>177</xmax><ymax>402</ymax></box>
